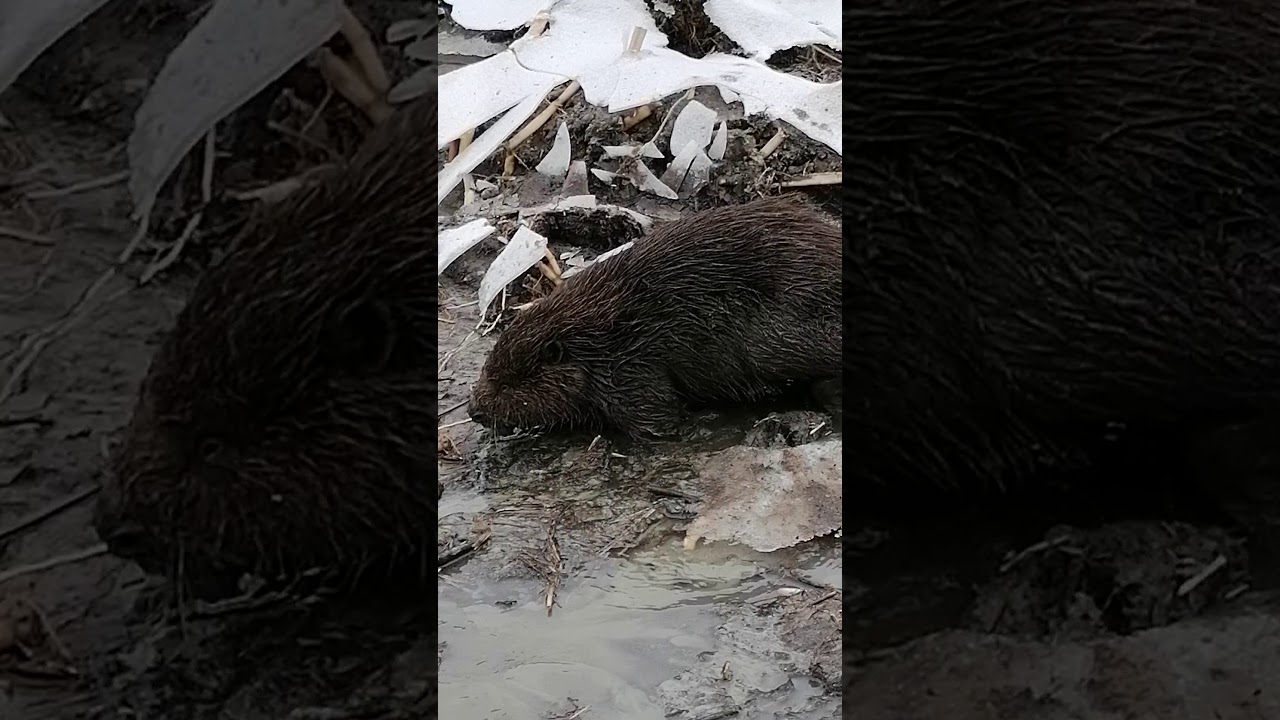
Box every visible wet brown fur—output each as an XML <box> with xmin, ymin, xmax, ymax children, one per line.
<box><xmin>468</xmin><ymin>195</ymin><xmax>842</xmax><ymax>438</ymax></box>
<box><xmin>93</xmin><ymin>97</ymin><xmax>438</xmax><ymax>588</ymax></box>
<box><xmin>847</xmin><ymin>0</ymin><xmax>1280</xmax><ymax>495</ymax></box>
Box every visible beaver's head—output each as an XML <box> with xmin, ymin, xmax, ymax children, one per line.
<box><xmin>468</xmin><ymin>268</ymin><xmax>644</xmax><ymax>437</ymax></box>
<box><xmin>93</xmin><ymin>99</ymin><xmax>438</xmax><ymax>594</ymax></box>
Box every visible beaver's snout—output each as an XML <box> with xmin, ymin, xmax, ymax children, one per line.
<box><xmin>467</xmin><ymin>404</ymin><xmax>489</xmax><ymax>427</ymax></box>
<box><xmin>92</xmin><ymin>488</ymin><xmax>152</xmax><ymax>564</ymax></box>
<box><xmin>98</xmin><ymin>520</ymin><xmax>151</xmax><ymax>563</ymax></box>
<box><xmin>466</xmin><ymin>396</ymin><xmax>490</xmax><ymax>426</ymax></box>
<box><xmin>467</xmin><ymin>389</ymin><xmax>519</xmax><ymax>434</ymax></box>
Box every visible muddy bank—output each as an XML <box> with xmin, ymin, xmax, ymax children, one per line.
<box><xmin>835</xmin><ymin>433</ymin><xmax>1280</xmax><ymax>719</ymax></box>
<box><xmin>847</xmin><ymin>596</ymin><xmax>1280</xmax><ymax>720</ymax></box>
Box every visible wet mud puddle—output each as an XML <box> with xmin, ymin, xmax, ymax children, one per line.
<box><xmin>438</xmin><ymin>512</ymin><xmax>841</xmax><ymax>720</ymax></box>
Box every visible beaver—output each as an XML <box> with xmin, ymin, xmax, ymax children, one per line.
<box><xmin>846</xmin><ymin>0</ymin><xmax>1280</xmax><ymax>499</ymax></box>
<box><xmin>467</xmin><ymin>195</ymin><xmax>842</xmax><ymax>439</ymax></box>
<box><xmin>92</xmin><ymin>96</ymin><xmax>438</xmax><ymax>592</ymax></box>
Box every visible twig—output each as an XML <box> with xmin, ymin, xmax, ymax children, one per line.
<box><xmin>999</xmin><ymin>535</ymin><xmax>1071</xmax><ymax>573</ymax></box>
<box><xmin>463</xmin><ymin>173</ymin><xmax>477</xmax><ymax>206</ymax></box>
<box><xmin>337</xmin><ymin>3</ymin><xmax>390</xmax><ymax>94</ymax></box>
<box><xmin>267</xmin><ymin>119</ymin><xmax>336</xmax><ymax>158</ymax></box>
<box><xmin>438</xmin><ymin>399</ymin><xmax>468</xmax><ymax>418</ymax></box>
<box><xmin>542</xmin><ymin>533</ymin><xmax>562</xmax><ymax>617</ymax></box>
<box><xmin>316</xmin><ymin>48</ymin><xmax>393</xmax><ymax>124</ymax></box>
<box><xmin>139</xmin><ymin>210</ymin><xmax>203</xmax><ymax>285</ymax></box>
<box><xmin>0</xmin><ymin>225</ymin><xmax>54</xmax><ymax>246</ymax></box>
<box><xmin>1176</xmin><ymin>554</ymin><xmax>1228</xmax><ymax>597</ymax></box>
<box><xmin>23</xmin><ymin>599</ymin><xmax>75</xmax><ymax>667</ymax></box>
<box><xmin>138</xmin><ymin>128</ymin><xmax>217</xmax><ymax>284</ymax></box>
<box><xmin>438</xmin><ymin>417</ymin><xmax>472</xmax><ymax>430</ymax></box>
<box><xmin>299</xmin><ymin>86</ymin><xmax>334</xmax><ymax>138</ymax></box>
<box><xmin>807</xmin><ymin>589</ymin><xmax>839</xmax><ymax>607</ymax></box>
<box><xmin>227</xmin><ymin>165</ymin><xmax>335</xmax><ymax>204</ymax></box>
<box><xmin>0</xmin><ymin>544</ymin><xmax>109</xmax><ymax>585</ymax></box>
<box><xmin>505</xmin><ymin>81</ymin><xmax>582</xmax><ymax>152</ymax></box>
<box><xmin>189</xmin><ymin>588</ymin><xmax>293</xmax><ymax>619</ymax></box>
<box><xmin>645</xmin><ymin>87</ymin><xmax>696</xmax><ymax>146</ymax></box>
<box><xmin>460</xmin><ymin>128</ymin><xmax>477</xmax><ymax>205</ymax></box>
<box><xmin>622</xmin><ymin>105</ymin><xmax>653</xmax><ymax>131</ymax></box>
<box><xmin>541</xmin><ymin>248</ymin><xmax>563</xmax><ymax>276</ymax></box>
<box><xmin>813</xmin><ymin>45</ymin><xmax>841</xmax><ymax>63</ymax></box>
<box><xmin>438</xmin><ymin>534</ymin><xmax>491</xmax><ymax>571</ymax></box>
<box><xmin>25</xmin><ymin>170</ymin><xmax>128</xmax><ymax>200</ymax></box>
<box><xmin>117</xmin><ymin>208</ymin><xmax>152</xmax><ymax>263</ymax></box>
<box><xmin>778</xmin><ymin>172</ymin><xmax>842</xmax><ymax>188</ymax></box>
<box><xmin>0</xmin><ymin>269</ymin><xmax>121</xmax><ymax>406</ymax></box>
<box><xmin>199</xmin><ymin>125</ymin><xmax>216</xmax><ymax>203</ymax></box>
<box><xmin>438</xmin><ymin>329</ymin><xmax>477</xmax><ymax>374</ymax></box>
<box><xmin>758</xmin><ymin>128</ymin><xmax>787</xmax><ymax>161</ymax></box>
<box><xmin>626</xmin><ymin>26</ymin><xmax>647</xmax><ymax>53</ymax></box>
<box><xmin>0</xmin><ymin>486</ymin><xmax>100</xmax><ymax>543</ymax></box>
<box><xmin>537</xmin><ymin>248</ymin><xmax>563</xmax><ymax>285</ymax></box>
<box><xmin>528</xmin><ymin>12</ymin><xmax>550</xmax><ymax>38</ymax></box>
<box><xmin>598</xmin><ymin>508</ymin><xmax>656</xmax><ymax>556</ymax></box>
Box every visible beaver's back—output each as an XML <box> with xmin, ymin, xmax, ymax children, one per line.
<box><xmin>561</xmin><ymin>195</ymin><xmax>841</xmax><ymax>398</ymax></box>
<box><xmin>94</xmin><ymin>97</ymin><xmax>440</xmax><ymax>592</ymax></box>
<box><xmin>847</xmin><ymin>0</ymin><xmax>1280</xmax><ymax>492</ymax></box>
<box><xmin>469</xmin><ymin>195</ymin><xmax>842</xmax><ymax>437</ymax></box>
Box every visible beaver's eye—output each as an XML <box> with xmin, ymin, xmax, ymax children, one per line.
<box><xmin>327</xmin><ymin>297</ymin><xmax>398</xmax><ymax>375</ymax></box>
<box><xmin>539</xmin><ymin>340</ymin><xmax>564</xmax><ymax>364</ymax></box>
<box><xmin>198</xmin><ymin>438</ymin><xmax>224</xmax><ymax>462</ymax></box>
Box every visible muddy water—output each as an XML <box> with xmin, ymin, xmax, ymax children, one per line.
<box><xmin>439</xmin><ymin>509</ymin><xmax>840</xmax><ymax>719</ymax></box>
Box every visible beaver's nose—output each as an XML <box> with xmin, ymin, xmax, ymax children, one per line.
<box><xmin>467</xmin><ymin>399</ymin><xmax>489</xmax><ymax>426</ymax></box>
<box><xmin>92</xmin><ymin>491</ymin><xmax>147</xmax><ymax>559</ymax></box>
<box><xmin>97</xmin><ymin>520</ymin><xmax>151</xmax><ymax>560</ymax></box>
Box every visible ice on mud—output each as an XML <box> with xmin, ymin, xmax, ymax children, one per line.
<box><xmin>438</xmin><ymin>0</ymin><xmax>842</xmax><ymax>202</ymax></box>
<box><xmin>477</xmin><ymin>225</ymin><xmax>549</xmax><ymax>319</ymax></box>
<box><xmin>685</xmin><ymin>437</ymin><xmax>842</xmax><ymax>553</ymax></box>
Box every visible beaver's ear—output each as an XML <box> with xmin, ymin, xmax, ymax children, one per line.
<box><xmin>327</xmin><ymin>298</ymin><xmax>398</xmax><ymax>374</ymax></box>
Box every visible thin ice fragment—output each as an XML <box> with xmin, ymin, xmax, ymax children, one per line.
<box><xmin>669</xmin><ymin>99</ymin><xmax>718</xmax><ymax>155</ymax></box>
<box><xmin>536</xmin><ymin>121</ymin><xmax>572</xmax><ymax>176</ymax></box>
<box><xmin>478</xmin><ymin>226</ymin><xmax>549</xmax><ymax>319</ymax></box>
<box><xmin>438</xmin><ymin>218</ymin><xmax>496</xmax><ymax>275</ymax></box>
